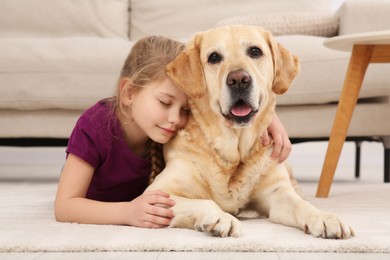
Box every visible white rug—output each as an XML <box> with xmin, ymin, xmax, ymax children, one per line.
<box><xmin>0</xmin><ymin>181</ymin><xmax>389</xmax><ymax>253</ymax></box>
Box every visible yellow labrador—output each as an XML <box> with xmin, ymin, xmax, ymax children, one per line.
<box><xmin>147</xmin><ymin>25</ymin><xmax>354</xmax><ymax>239</ymax></box>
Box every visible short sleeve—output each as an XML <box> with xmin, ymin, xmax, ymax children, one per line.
<box><xmin>66</xmin><ymin>115</ymin><xmax>101</xmax><ymax>169</ymax></box>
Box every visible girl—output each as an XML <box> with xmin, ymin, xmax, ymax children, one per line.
<box><xmin>54</xmin><ymin>36</ymin><xmax>291</xmax><ymax>229</ymax></box>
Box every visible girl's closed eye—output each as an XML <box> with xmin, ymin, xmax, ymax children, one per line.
<box><xmin>159</xmin><ymin>99</ymin><xmax>172</xmax><ymax>107</ymax></box>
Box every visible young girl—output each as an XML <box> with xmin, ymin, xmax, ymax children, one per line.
<box><xmin>54</xmin><ymin>36</ymin><xmax>291</xmax><ymax>229</ymax></box>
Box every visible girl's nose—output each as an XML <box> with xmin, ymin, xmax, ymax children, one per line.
<box><xmin>168</xmin><ymin>110</ymin><xmax>181</xmax><ymax>125</ymax></box>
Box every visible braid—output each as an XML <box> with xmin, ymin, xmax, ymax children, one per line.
<box><xmin>149</xmin><ymin>141</ymin><xmax>165</xmax><ymax>184</ymax></box>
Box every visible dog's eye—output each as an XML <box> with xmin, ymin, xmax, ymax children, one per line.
<box><xmin>208</xmin><ymin>52</ymin><xmax>222</xmax><ymax>64</ymax></box>
<box><xmin>247</xmin><ymin>47</ymin><xmax>262</xmax><ymax>58</ymax></box>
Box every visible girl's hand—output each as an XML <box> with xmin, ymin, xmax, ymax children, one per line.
<box><xmin>126</xmin><ymin>190</ymin><xmax>176</xmax><ymax>228</ymax></box>
<box><xmin>262</xmin><ymin>114</ymin><xmax>292</xmax><ymax>163</ymax></box>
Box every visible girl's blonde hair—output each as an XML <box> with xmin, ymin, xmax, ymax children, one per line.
<box><xmin>113</xmin><ymin>36</ymin><xmax>185</xmax><ymax>184</ymax></box>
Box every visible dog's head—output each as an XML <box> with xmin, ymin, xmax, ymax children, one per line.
<box><xmin>167</xmin><ymin>25</ymin><xmax>299</xmax><ymax>128</ymax></box>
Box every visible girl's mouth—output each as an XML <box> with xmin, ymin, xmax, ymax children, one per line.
<box><xmin>159</xmin><ymin>126</ymin><xmax>176</xmax><ymax>135</ymax></box>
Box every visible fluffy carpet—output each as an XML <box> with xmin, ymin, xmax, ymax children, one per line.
<box><xmin>0</xmin><ymin>181</ymin><xmax>389</xmax><ymax>253</ymax></box>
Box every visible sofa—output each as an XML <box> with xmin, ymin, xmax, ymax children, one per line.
<box><xmin>0</xmin><ymin>0</ymin><xmax>389</xmax><ymax>179</ymax></box>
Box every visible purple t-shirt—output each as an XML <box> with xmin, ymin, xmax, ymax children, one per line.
<box><xmin>66</xmin><ymin>99</ymin><xmax>151</xmax><ymax>202</ymax></box>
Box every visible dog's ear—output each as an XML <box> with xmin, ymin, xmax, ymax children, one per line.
<box><xmin>266</xmin><ymin>31</ymin><xmax>300</xmax><ymax>95</ymax></box>
<box><xmin>166</xmin><ymin>34</ymin><xmax>207</xmax><ymax>99</ymax></box>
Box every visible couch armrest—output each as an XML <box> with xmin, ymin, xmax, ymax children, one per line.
<box><xmin>339</xmin><ymin>0</ymin><xmax>390</xmax><ymax>35</ymax></box>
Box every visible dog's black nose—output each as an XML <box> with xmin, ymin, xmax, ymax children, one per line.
<box><xmin>226</xmin><ymin>70</ymin><xmax>251</xmax><ymax>90</ymax></box>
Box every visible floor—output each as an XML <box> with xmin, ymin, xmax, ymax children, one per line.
<box><xmin>2</xmin><ymin>252</ymin><xmax>390</xmax><ymax>260</ymax></box>
<box><xmin>0</xmin><ymin>141</ymin><xmax>388</xmax><ymax>259</ymax></box>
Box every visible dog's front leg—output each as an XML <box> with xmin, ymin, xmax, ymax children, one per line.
<box><xmin>267</xmin><ymin>189</ymin><xmax>354</xmax><ymax>239</ymax></box>
<box><xmin>147</xmin><ymin>159</ymin><xmax>241</xmax><ymax>237</ymax></box>
<box><xmin>170</xmin><ymin>195</ymin><xmax>242</xmax><ymax>237</ymax></box>
<box><xmin>253</xmin><ymin>164</ymin><xmax>354</xmax><ymax>239</ymax></box>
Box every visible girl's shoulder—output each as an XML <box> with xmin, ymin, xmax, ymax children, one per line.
<box><xmin>83</xmin><ymin>98</ymin><xmax>115</xmax><ymax>121</ymax></box>
<box><xmin>74</xmin><ymin>98</ymin><xmax>119</xmax><ymax>141</ymax></box>
<box><xmin>67</xmin><ymin>98</ymin><xmax>120</xmax><ymax>168</ymax></box>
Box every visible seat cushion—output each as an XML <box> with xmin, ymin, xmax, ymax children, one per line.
<box><xmin>0</xmin><ymin>38</ymin><xmax>133</xmax><ymax>110</ymax></box>
<box><xmin>0</xmin><ymin>109</ymin><xmax>82</xmax><ymax>138</ymax></box>
<box><xmin>277</xmin><ymin>102</ymin><xmax>390</xmax><ymax>138</ymax></box>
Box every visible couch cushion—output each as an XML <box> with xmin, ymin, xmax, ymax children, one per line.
<box><xmin>0</xmin><ymin>0</ymin><xmax>129</xmax><ymax>39</ymax></box>
<box><xmin>0</xmin><ymin>38</ymin><xmax>133</xmax><ymax>110</ymax></box>
<box><xmin>339</xmin><ymin>0</ymin><xmax>390</xmax><ymax>35</ymax></box>
<box><xmin>275</xmin><ymin>35</ymin><xmax>390</xmax><ymax>105</ymax></box>
<box><xmin>0</xmin><ymin>110</ymin><xmax>82</xmax><ymax>139</ymax></box>
<box><xmin>216</xmin><ymin>12</ymin><xmax>339</xmax><ymax>37</ymax></box>
<box><xmin>130</xmin><ymin>0</ymin><xmax>333</xmax><ymax>40</ymax></box>
<box><xmin>277</xmin><ymin>102</ymin><xmax>390</xmax><ymax>138</ymax></box>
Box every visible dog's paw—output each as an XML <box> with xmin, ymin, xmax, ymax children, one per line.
<box><xmin>195</xmin><ymin>210</ymin><xmax>241</xmax><ymax>238</ymax></box>
<box><xmin>303</xmin><ymin>212</ymin><xmax>355</xmax><ymax>239</ymax></box>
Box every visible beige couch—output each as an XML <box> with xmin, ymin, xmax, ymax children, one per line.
<box><xmin>0</xmin><ymin>0</ymin><xmax>389</xmax><ymax>179</ymax></box>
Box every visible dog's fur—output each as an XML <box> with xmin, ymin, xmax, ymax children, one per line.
<box><xmin>147</xmin><ymin>25</ymin><xmax>354</xmax><ymax>239</ymax></box>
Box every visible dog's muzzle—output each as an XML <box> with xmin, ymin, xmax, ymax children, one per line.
<box><xmin>223</xmin><ymin>70</ymin><xmax>258</xmax><ymax>125</ymax></box>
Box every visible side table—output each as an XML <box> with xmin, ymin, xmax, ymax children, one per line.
<box><xmin>317</xmin><ymin>30</ymin><xmax>390</xmax><ymax>198</ymax></box>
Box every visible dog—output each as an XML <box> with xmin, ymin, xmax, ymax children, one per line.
<box><xmin>147</xmin><ymin>25</ymin><xmax>355</xmax><ymax>239</ymax></box>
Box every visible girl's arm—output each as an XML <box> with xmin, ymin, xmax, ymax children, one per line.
<box><xmin>262</xmin><ymin>114</ymin><xmax>292</xmax><ymax>163</ymax></box>
<box><xmin>54</xmin><ymin>153</ymin><xmax>175</xmax><ymax>228</ymax></box>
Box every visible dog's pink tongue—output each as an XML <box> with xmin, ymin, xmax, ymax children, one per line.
<box><xmin>231</xmin><ymin>105</ymin><xmax>252</xmax><ymax>117</ymax></box>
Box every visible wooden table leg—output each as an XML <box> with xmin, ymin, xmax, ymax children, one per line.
<box><xmin>316</xmin><ymin>45</ymin><xmax>374</xmax><ymax>198</ymax></box>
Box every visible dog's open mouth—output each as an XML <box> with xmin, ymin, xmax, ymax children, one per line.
<box><xmin>223</xmin><ymin>99</ymin><xmax>257</xmax><ymax>125</ymax></box>
<box><xmin>230</xmin><ymin>99</ymin><xmax>253</xmax><ymax>117</ymax></box>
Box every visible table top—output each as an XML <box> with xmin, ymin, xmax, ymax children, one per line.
<box><xmin>324</xmin><ymin>30</ymin><xmax>390</xmax><ymax>52</ymax></box>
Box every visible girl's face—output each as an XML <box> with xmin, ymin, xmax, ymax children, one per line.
<box><xmin>129</xmin><ymin>77</ymin><xmax>189</xmax><ymax>144</ymax></box>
